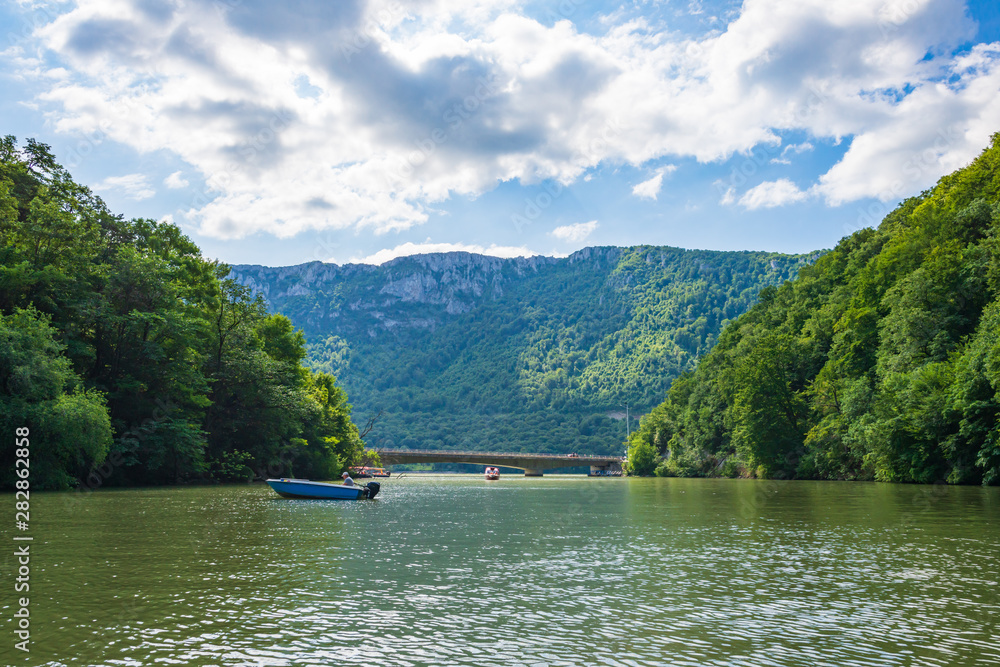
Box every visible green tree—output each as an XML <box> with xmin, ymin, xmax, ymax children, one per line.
<box><xmin>1</xmin><ymin>136</ymin><xmax>364</xmax><ymax>489</ymax></box>
<box><xmin>635</xmin><ymin>133</ymin><xmax>1000</xmax><ymax>485</ymax></box>
<box><xmin>0</xmin><ymin>308</ymin><xmax>112</xmax><ymax>489</ymax></box>
<box><xmin>625</xmin><ymin>436</ymin><xmax>661</xmax><ymax>476</ymax></box>
<box><xmin>727</xmin><ymin>333</ymin><xmax>809</xmax><ymax>478</ymax></box>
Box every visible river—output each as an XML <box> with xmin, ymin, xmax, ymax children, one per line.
<box><xmin>4</xmin><ymin>475</ymin><xmax>998</xmax><ymax>666</ymax></box>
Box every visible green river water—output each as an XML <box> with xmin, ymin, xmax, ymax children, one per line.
<box><xmin>2</xmin><ymin>475</ymin><xmax>998</xmax><ymax>666</ymax></box>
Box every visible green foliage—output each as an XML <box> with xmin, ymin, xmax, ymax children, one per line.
<box><xmin>211</xmin><ymin>450</ymin><xmax>255</xmax><ymax>482</ymax></box>
<box><xmin>625</xmin><ymin>436</ymin><xmax>660</xmax><ymax>476</ymax></box>
<box><xmin>642</xmin><ymin>134</ymin><xmax>1000</xmax><ymax>485</ymax></box>
<box><xmin>0</xmin><ymin>307</ymin><xmax>112</xmax><ymax>489</ymax></box>
<box><xmin>40</xmin><ymin>390</ymin><xmax>114</xmax><ymax>489</ymax></box>
<box><xmin>0</xmin><ymin>136</ymin><xmax>365</xmax><ymax>489</ymax></box>
<box><xmin>234</xmin><ymin>247</ymin><xmax>813</xmax><ymax>457</ymax></box>
<box><xmin>727</xmin><ymin>333</ymin><xmax>810</xmax><ymax>478</ymax></box>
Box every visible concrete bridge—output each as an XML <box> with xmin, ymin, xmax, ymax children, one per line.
<box><xmin>378</xmin><ymin>450</ymin><xmax>624</xmax><ymax>476</ymax></box>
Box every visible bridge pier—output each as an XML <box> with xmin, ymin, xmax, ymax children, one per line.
<box><xmin>523</xmin><ymin>468</ymin><xmax>544</xmax><ymax>477</ymax></box>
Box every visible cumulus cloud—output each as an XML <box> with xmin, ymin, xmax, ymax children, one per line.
<box><xmin>551</xmin><ymin>220</ymin><xmax>599</xmax><ymax>242</ymax></box>
<box><xmin>351</xmin><ymin>240</ymin><xmax>538</xmax><ymax>265</ymax></box>
<box><xmin>632</xmin><ymin>165</ymin><xmax>677</xmax><ymax>200</ymax></box>
<box><xmin>813</xmin><ymin>46</ymin><xmax>1000</xmax><ymax>205</ymax></box>
<box><xmin>738</xmin><ymin>179</ymin><xmax>811</xmax><ymax>210</ymax></box>
<box><xmin>16</xmin><ymin>0</ymin><xmax>1000</xmax><ymax>236</ymax></box>
<box><xmin>93</xmin><ymin>173</ymin><xmax>155</xmax><ymax>200</ymax></box>
<box><xmin>164</xmin><ymin>171</ymin><xmax>189</xmax><ymax>189</ymax></box>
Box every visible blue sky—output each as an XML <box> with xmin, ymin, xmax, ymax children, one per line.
<box><xmin>2</xmin><ymin>0</ymin><xmax>1000</xmax><ymax>266</ymax></box>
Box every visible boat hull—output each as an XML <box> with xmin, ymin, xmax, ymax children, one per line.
<box><xmin>349</xmin><ymin>467</ymin><xmax>391</xmax><ymax>479</ymax></box>
<box><xmin>266</xmin><ymin>479</ymin><xmax>367</xmax><ymax>500</ymax></box>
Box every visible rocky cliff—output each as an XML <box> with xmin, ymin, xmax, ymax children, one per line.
<box><xmin>232</xmin><ymin>247</ymin><xmax>624</xmax><ymax>337</ymax></box>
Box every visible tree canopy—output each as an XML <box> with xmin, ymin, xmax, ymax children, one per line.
<box><xmin>629</xmin><ymin>133</ymin><xmax>1000</xmax><ymax>485</ymax></box>
<box><xmin>0</xmin><ymin>136</ymin><xmax>367</xmax><ymax>489</ymax></box>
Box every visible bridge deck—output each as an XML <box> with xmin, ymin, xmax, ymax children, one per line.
<box><xmin>378</xmin><ymin>449</ymin><xmax>624</xmax><ymax>475</ymax></box>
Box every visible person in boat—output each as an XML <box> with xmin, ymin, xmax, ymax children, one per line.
<box><xmin>341</xmin><ymin>471</ymin><xmax>355</xmax><ymax>486</ymax></box>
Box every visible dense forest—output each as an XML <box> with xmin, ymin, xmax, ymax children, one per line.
<box><xmin>0</xmin><ymin>136</ymin><xmax>369</xmax><ymax>490</ymax></box>
<box><xmin>627</xmin><ymin>134</ymin><xmax>1000</xmax><ymax>486</ymax></box>
<box><xmin>233</xmin><ymin>247</ymin><xmax>814</xmax><ymax>456</ymax></box>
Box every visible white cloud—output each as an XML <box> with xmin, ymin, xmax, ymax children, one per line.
<box><xmin>717</xmin><ymin>185</ymin><xmax>736</xmax><ymax>206</ymax></box>
<box><xmin>738</xmin><ymin>179</ymin><xmax>811</xmax><ymax>210</ymax></box>
<box><xmin>164</xmin><ymin>171</ymin><xmax>189</xmax><ymax>189</ymax></box>
<box><xmin>633</xmin><ymin>174</ymin><xmax>664</xmax><ymax>200</ymax></box>
<box><xmin>16</xmin><ymin>0</ymin><xmax>1000</xmax><ymax>238</ymax></box>
<box><xmin>551</xmin><ymin>220</ymin><xmax>599</xmax><ymax>242</ymax></box>
<box><xmin>350</xmin><ymin>241</ymin><xmax>539</xmax><ymax>265</ymax></box>
<box><xmin>771</xmin><ymin>141</ymin><xmax>815</xmax><ymax>164</ymax></box>
<box><xmin>632</xmin><ymin>165</ymin><xmax>677</xmax><ymax>200</ymax></box>
<box><xmin>93</xmin><ymin>173</ymin><xmax>155</xmax><ymax>201</ymax></box>
<box><xmin>814</xmin><ymin>46</ymin><xmax>1000</xmax><ymax>204</ymax></box>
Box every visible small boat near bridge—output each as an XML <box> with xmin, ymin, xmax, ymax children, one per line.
<box><xmin>349</xmin><ymin>466</ymin><xmax>391</xmax><ymax>478</ymax></box>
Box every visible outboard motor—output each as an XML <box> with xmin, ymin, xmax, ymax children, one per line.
<box><xmin>365</xmin><ymin>481</ymin><xmax>381</xmax><ymax>499</ymax></box>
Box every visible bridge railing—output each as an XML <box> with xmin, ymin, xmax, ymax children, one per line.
<box><xmin>377</xmin><ymin>449</ymin><xmax>624</xmax><ymax>461</ymax></box>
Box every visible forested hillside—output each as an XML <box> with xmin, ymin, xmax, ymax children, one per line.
<box><xmin>0</xmin><ymin>137</ymin><xmax>367</xmax><ymax>489</ymax></box>
<box><xmin>233</xmin><ymin>246</ymin><xmax>815</xmax><ymax>456</ymax></box>
<box><xmin>629</xmin><ymin>134</ymin><xmax>1000</xmax><ymax>485</ymax></box>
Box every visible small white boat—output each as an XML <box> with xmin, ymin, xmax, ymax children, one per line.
<box><xmin>484</xmin><ymin>467</ymin><xmax>500</xmax><ymax>480</ymax></box>
<box><xmin>266</xmin><ymin>478</ymin><xmax>381</xmax><ymax>500</ymax></box>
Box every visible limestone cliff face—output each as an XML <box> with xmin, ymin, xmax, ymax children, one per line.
<box><xmin>230</xmin><ymin>250</ymin><xmax>608</xmax><ymax>336</ymax></box>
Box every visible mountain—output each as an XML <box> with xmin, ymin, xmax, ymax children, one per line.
<box><xmin>629</xmin><ymin>133</ymin><xmax>1000</xmax><ymax>485</ymax></box>
<box><xmin>231</xmin><ymin>245</ymin><xmax>816</xmax><ymax>456</ymax></box>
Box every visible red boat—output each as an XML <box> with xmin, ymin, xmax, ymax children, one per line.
<box><xmin>484</xmin><ymin>467</ymin><xmax>500</xmax><ymax>480</ymax></box>
<box><xmin>349</xmin><ymin>467</ymin><xmax>391</xmax><ymax>479</ymax></box>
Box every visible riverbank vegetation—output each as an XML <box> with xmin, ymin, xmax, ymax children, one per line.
<box><xmin>627</xmin><ymin>134</ymin><xmax>1000</xmax><ymax>485</ymax></box>
<box><xmin>0</xmin><ymin>136</ymin><xmax>367</xmax><ymax>490</ymax></box>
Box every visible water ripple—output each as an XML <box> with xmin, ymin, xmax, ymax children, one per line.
<box><xmin>10</xmin><ymin>477</ymin><xmax>999</xmax><ymax>666</ymax></box>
